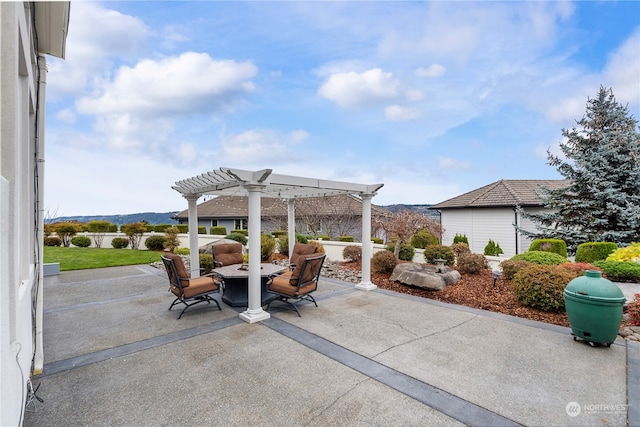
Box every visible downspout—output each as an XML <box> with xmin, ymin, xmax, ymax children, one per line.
<box><xmin>514</xmin><ymin>207</ymin><xmax>520</xmax><ymax>255</ymax></box>
<box><xmin>32</xmin><ymin>54</ymin><xmax>48</xmax><ymax>376</ymax></box>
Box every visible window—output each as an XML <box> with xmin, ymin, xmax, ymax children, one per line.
<box><xmin>234</xmin><ymin>219</ymin><xmax>248</xmax><ymax>230</ymax></box>
<box><xmin>211</xmin><ymin>220</ymin><xmax>218</xmax><ymax>227</ymax></box>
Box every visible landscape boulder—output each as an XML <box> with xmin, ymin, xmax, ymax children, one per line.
<box><xmin>389</xmin><ymin>263</ymin><xmax>461</xmax><ymax>291</ymax></box>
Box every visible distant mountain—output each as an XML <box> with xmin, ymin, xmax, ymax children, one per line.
<box><xmin>381</xmin><ymin>204</ymin><xmax>440</xmax><ymax>220</ymax></box>
<box><xmin>46</xmin><ymin>212</ymin><xmax>179</xmax><ymax>225</ymax></box>
<box><xmin>47</xmin><ymin>205</ymin><xmax>440</xmax><ymax>225</ymax></box>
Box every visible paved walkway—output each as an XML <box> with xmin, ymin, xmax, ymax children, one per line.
<box><xmin>24</xmin><ymin>265</ymin><xmax>639</xmax><ymax>426</ymax></box>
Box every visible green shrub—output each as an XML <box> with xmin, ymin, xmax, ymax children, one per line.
<box><xmin>593</xmin><ymin>260</ymin><xmax>640</xmax><ymax>282</ymax></box>
<box><xmin>409</xmin><ymin>229</ymin><xmax>439</xmax><ymax>249</ymax></box>
<box><xmin>316</xmin><ymin>235</ymin><xmax>330</xmax><ymax>241</ymax></box>
<box><xmin>176</xmin><ymin>225</ymin><xmax>188</xmax><ymax>233</ymax></box>
<box><xmin>528</xmin><ymin>238</ymin><xmax>567</xmax><ymax>258</ymax></box>
<box><xmin>163</xmin><ymin>226</ymin><xmax>180</xmax><ymax>251</ymax></box>
<box><xmin>423</xmin><ymin>245</ymin><xmax>455</xmax><ymax>266</ymax></box>
<box><xmin>174</xmin><ymin>247</ymin><xmax>190</xmax><ymax>255</ymax></box>
<box><xmin>226</xmin><ymin>233</ymin><xmax>248</xmax><ymax>245</ymax></box>
<box><xmin>271</xmin><ymin>230</ymin><xmax>287</xmax><ymax>237</ymax></box>
<box><xmin>512</xmin><ymin>265</ymin><xmax>575</xmax><ymax>312</ymax></box>
<box><xmin>296</xmin><ymin>234</ymin><xmax>309</xmax><ymax>244</ymax></box>
<box><xmin>371</xmin><ymin>237</ymin><xmax>383</xmax><ymax>244</ymax></box>
<box><xmin>199</xmin><ymin>254</ymin><xmax>214</xmax><ymax>274</ymax></box>
<box><xmin>276</xmin><ymin>235</ymin><xmax>289</xmax><ymax>256</ymax></box>
<box><xmin>457</xmin><ymin>253</ymin><xmax>487</xmax><ymax>274</ymax></box>
<box><xmin>499</xmin><ymin>259</ymin><xmax>531</xmax><ymax>280</ymax></box>
<box><xmin>343</xmin><ymin>245</ymin><xmax>362</xmax><ymax>263</ymax></box>
<box><xmin>575</xmin><ymin>242</ymin><xmax>618</xmax><ymax>263</ymax></box>
<box><xmin>260</xmin><ymin>234</ymin><xmax>276</xmax><ymax>261</ymax></box>
<box><xmin>232</xmin><ymin>229</ymin><xmax>248</xmax><ymax>236</ymax></box>
<box><xmin>450</xmin><ymin>242</ymin><xmax>470</xmax><ymax>257</ymax></box>
<box><xmin>111</xmin><ymin>237</ymin><xmax>129</xmax><ymax>249</ymax></box>
<box><xmin>153</xmin><ymin>224</ymin><xmax>173</xmax><ymax>232</ymax></box>
<box><xmin>484</xmin><ymin>239</ymin><xmax>503</xmax><ymax>256</ymax></box>
<box><xmin>145</xmin><ymin>235</ymin><xmax>167</xmax><ymax>251</ymax></box>
<box><xmin>386</xmin><ymin>243</ymin><xmax>415</xmax><ymax>261</ymax></box>
<box><xmin>510</xmin><ymin>251</ymin><xmax>566</xmax><ymax>265</ymax></box>
<box><xmin>338</xmin><ymin>235</ymin><xmax>354</xmax><ymax>242</ymax></box>
<box><xmin>44</xmin><ymin>236</ymin><xmax>62</xmax><ymax>246</ymax></box>
<box><xmin>71</xmin><ymin>236</ymin><xmax>92</xmax><ymax>248</ymax></box>
<box><xmin>606</xmin><ymin>242</ymin><xmax>640</xmax><ymax>262</ymax></box>
<box><xmin>453</xmin><ymin>233</ymin><xmax>469</xmax><ymax>244</ymax></box>
<box><xmin>210</xmin><ymin>226</ymin><xmax>227</xmax><ymax>235</ymax></box>
<box><xmin>372</xmin><ymin>250</ymin><xmax>397</xmax><ymax>274</ymax></box>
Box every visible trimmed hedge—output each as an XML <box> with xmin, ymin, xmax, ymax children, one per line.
<box><xmin>111</xmin><ymin>237</ymin><xmax>129</xmax><ymax>249</ymax></box>
<box><xmin>575</xmin><ymin>242</ymin><xmax>617</xmax><ymax>263</ymax></box>
<box><xmin>512</xmin><ymin>264</ymin><xmax>576</xmax><ymax>312</ymax></box>
<box><xmin>528</xmin><ymin>238</ymin><xmax>567</xmax><ymax>258</ymax></box>
<box><xmin>338</xmin><ymin>236</ymin><xmax>354</xmax><ymax>242</ymax></box>
<box><xmin>226</xmin><ymin>233</ymin><xmax>248</xmax><ymax>245</ymax></box>
<box><xmin>71</xmin><ymin>236</ymin><xmax>92</xmax><ymax>248</ymax></box>
<box><xmin>372</xmin><ymin>250</ymin><xmax>397</xmax><ymax>274</ymax></box>
<box><xmin>593</xmin><ymin>260</ymin><xmax>640</xmax><ymax>282</ymax></box>
<box><xmin>423</xmin><ymin>245</ymin><xmax>455</xmax><ymax>266</ymax></box>
<box><xmin>510</xmin><ymin>251</ymin><xmax>566</xmax><ymax>265</ymax></box>
<box><xmin>386</xmin><ymin>243</ymin><xmax>415</xmax><ymax>261</ymax></box>
<box><xmin>210</xmin><ymin>226</ymin><xmax>227</xmax><ymax>235</ymax></box>
<box><xmin>145</xmin><ymin>235</ymin><xmax>167</xmax><ymax>251</ymax></box>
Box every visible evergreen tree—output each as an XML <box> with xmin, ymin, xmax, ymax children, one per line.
<box><xmin>519</xmin><ymin>87</ymin><xmax>640</xmax><ymax>253</ymax></box>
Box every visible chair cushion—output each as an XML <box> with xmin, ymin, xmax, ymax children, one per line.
<box><xmin>290</xmin><ymin>243</ymin><xmax>317</xmax><ymax>267</ymax></box>
<box><xmin>181</xmin><ymin>276</ymin><xmax>219</xmax><ymax>298</ymax></box>
<box><xmin>213</xmin><ymin>243</ymin><xmax>243</xmax><ymax>266</ymax></box>
<box><xmin>269</xmin><ymin>276</ymin><xmax>315</xmax><ymax>297</ymax></box>
<box><xmin>163</xmin><ymin>251</ymin><xmax>189</xmax><ymax>279</ymax></box>
<box><xmin>289</xmin><ymin>253</ymin><xmax>322</xmax><ymax>286</ymax></box>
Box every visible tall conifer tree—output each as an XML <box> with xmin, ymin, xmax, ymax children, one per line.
<box><xmin>519</xmin><ymin>87</ymin><xmax>640</xmax><ymax>252</ymax></box>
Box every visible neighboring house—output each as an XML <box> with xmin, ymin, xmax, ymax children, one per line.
<box><xmin>1</xmin><ymin>3</ymin><xmax>69</xmax><ymax>425</ymax></box>
<box><xmin>430</xmin><ymin>179</ymin><xmax>568</xmax><ymax>257</ymax></box>
<box><xmin>173</xmin><ymin>194</ymin><xmax>391</xmax><ymax>241</ymax></box>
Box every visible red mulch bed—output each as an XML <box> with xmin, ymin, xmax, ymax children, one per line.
<box><xmin>340</xmin><ymin>261</ymin><xmax>570</xmax><ymax>327</ymax></box>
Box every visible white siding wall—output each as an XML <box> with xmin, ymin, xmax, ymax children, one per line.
<box><xmin>441</xmin><ymin>208</ymin><xmax>517</xmax><ymax>257</ymax></box>
<box><xmin>1</xmin><ymin>3</ymin><xmax>41</xmax><ymax>425</ymax></box>
<box><xmin>440</xmin><ymin>206</ymin><xmax>553</xmax><ymax>257</ymax></box>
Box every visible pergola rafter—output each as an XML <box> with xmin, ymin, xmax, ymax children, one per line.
<box><xmin>171</xmin><ymin>167</ymin><xmax>383</xmax><ymax>324</ymax></box>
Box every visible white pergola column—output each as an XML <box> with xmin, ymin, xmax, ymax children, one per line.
<box><xmin>186</xmin><ymin>194</ymin><xmax>201</xmax><ymax>277</ymax></box>
<box><xmin>356</xmin><ymin>193</ymin><xmax>377</xmax><ymax>290</ymax></box>
<box><xmin>287</xmin><ymin>199</ymin><xmax>296</xmax><ymax>255</ymax></box>
<box><xmin>240</xmin><ymin>184</ymin><xmax>270</xmax><ymax>323</ymax></box>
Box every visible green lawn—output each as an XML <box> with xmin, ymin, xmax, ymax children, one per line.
<box><xmin>43</xmin><ymin>246</ymin><xmax>163</xmax><ymax>271</ymax></box>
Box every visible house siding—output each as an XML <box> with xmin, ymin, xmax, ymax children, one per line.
<box><xmin>441</xmin><ymin>208</ymin><xmax>516</xmax><ymax>256</ymax></box>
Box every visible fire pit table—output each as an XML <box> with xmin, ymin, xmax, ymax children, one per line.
<box><xmin>212</xmin><ymin>263</ymin><xmax>286</xmax><ymax>307</ymax></box>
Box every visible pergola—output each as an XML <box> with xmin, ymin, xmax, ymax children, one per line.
<box><xmin>172</xmin><ymin>167</ymin><xmax>384</xmax><ymax>323</ymax></box>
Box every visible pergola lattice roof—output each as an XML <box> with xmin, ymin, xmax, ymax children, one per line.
<box><xmin>172</xmin><ymin>168</ymin><xmax>384</xmax><ymax>199</ymax></box>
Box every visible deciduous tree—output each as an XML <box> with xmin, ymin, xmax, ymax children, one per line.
<box><xmin>374</xmin><ymin>210</ymin><xmax>442</xmax><ymax>258</ymax></box>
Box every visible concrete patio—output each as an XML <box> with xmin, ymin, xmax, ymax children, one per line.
<box><xmin>24</xmin><ymin>264</ymin><xmax>639</xmax><ymax>427</ymax></box>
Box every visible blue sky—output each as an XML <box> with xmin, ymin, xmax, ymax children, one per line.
<box><xmin>44</xmin><ymin>1</ymin><xmax>640</xmax><ymax>216</ymax></box>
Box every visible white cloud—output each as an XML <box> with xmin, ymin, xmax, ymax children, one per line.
<box><xmin>47</xmin><ymin>2</ymin><xmax>150</xmax><ymax>99</ymax></box>
<box><xmin>415</xmin><ymin>64</ymin><xmax>446</xmax><ymax>78</ymax></box>
<box><xmin>438</xmin><ymin>156</ymin><xmax>472</xmax><ymax>172</ymax></box>
<box><xmin>77</xmin><ymin>52</ymin><xmax>257</xmax><ymax>116</ymax></box>
<box><xmin>55</xmin><ymin>109</ymin><xmax>76</xmax><ymax>124</ymax></box>
<box><xmin>318</xmin><ymin>68</ymin><xmax>400</xmax><ymax>108</ymax></box>
<box><xmin>221</xmin><ymin>129</ymin><xmax>310</xmax><ymax>167</ymax></box>
<box><xmin>384</xmin><ymin>105</ymin><xmax>421</xmax><ymax>122</ymax></box>
<box><xmin>603</xmin><ymin>27</ymin><xmax>640</xmax><ymax>106</ymax></box>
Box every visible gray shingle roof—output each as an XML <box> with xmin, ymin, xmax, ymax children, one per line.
<box><xmin>430</xmin><ymin>179</ymin><xmax>568</xmax><ymax>209</ymax></box>
<box><xmin>172</xmin><ymin>194</ymin><xmax>390</xmax><ymax>220</ymax></box>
